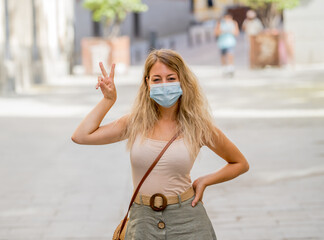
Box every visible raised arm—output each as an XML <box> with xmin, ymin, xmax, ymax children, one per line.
<box><xmin>71</xmin><ymin>63</ymin><xmax>128</xmax><ymax>145</ymax></box>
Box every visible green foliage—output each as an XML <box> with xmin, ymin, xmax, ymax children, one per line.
<box><xmin>240</xmin><ymin>0</ymin><xmax>300</xmax><ymax>10</ymax></box>
<box><xmin>239</xmin><ymin>0</ymin><xmax>300</xmax><ymax>28</ymax></box>
<box><xmin>83</xmin><ymin>0</ymin><xmax>148</xmax><ymax>24</ymax></box>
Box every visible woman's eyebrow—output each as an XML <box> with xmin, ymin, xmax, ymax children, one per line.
<box><xmin>152</xmin><ymin>74</ymin><xmax>176</xmax><ymax>77</ymax></box>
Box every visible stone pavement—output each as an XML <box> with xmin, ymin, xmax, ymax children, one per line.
<box><xmin>0</xmin><ymin>60</ymin><xmax>324</xmax><ymax>239</ymax></box>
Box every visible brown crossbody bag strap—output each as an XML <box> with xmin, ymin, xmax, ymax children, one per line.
<box><xmin>118</xmin><ymin>131</ymin><xmax>180</xmax><ymax>236</ymax></box>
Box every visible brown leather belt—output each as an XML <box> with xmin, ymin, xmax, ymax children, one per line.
<box><xmin>134</xmin><ymin>187</ymin><xmax>195</xmax><ymax>211</ymax></box>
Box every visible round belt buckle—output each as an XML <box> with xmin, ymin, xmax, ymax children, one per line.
<box><xmin>150</xmin><ymin>193</ymin><xmax>168</xmax><ymax>211</ymax></box>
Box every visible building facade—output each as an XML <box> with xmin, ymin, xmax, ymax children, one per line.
<box><xmin>74</xmin><ymin>0</ymin><xmax>193</xmax><ymax>65</ymax></box>
<box><xmin>0</xmin><ymin>0</ymin><xmax>5</xmax><ymax>93</ymax></box>
<box><xmin>0</xmin><ymin>0</ymin><xmax>241</xmax><ymax>93</ymax></box>
<box><xmin>284</xmin><ymin>0</ymin><xmax>324</xmax><ymax>64</ymax></box>
<box><xmin>193</xmin><ymin>0</ymin><xmax>239</xmax><ymax>21</ymax></box>
<box><xmin>0</xmin><ymin>0</ymin><xmax>74</xmax><ymax>93</ymax></box>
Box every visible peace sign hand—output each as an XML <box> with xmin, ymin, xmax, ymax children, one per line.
<box><xmin>95</xmin><ymin>62</ymin><xmax>117</xmax><ymax>102</ymax></box>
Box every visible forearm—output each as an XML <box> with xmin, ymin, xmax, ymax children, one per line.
<box><xmin>191</xmin><ymin>162</ymin><xmax>248</xmax><ymax>206</ymax></box>
<box><xmin>72</xmin><ymin>97</ymin><xmax>115</xmax><ymax>138</ymax></box>
<box><xmin>203</xmin><ymin>162</ymin><xmax>249</xmax><ymax>187</ymax></box>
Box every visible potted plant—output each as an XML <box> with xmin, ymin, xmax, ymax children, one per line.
<box><xmin>81</xmin><ymin>0</ymin><xmax>148</xmax><ymax>74</ymax></box>
<box><xmin>239</xmin><ymin>0</ymin><xmax>299</xmax><ymax>68</ymax></box>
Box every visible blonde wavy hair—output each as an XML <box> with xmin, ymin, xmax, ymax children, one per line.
<box><xmin>125</xmin><ymin>49</ymin><xmax>217</xmax><ymax>159</ymax></box>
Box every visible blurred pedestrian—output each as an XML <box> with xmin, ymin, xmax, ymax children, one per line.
<box><xmin>242</xmin><ymin>10</ymin><xmax>264</xmax><ymax>67</ymax></box>
<box><xmin>214</xmin><ymin>12</ymin><xmax>240</xmax><ymax>77</ymax></box>
<box><xmin>72</xmin><ymin>49</ymin><xmax>249</xmax><ymax>240</ymax></box>
<box><xmin>242</xmin><ymin>10</ymin><xmax>264</xmax><ymax>38</ymax></box>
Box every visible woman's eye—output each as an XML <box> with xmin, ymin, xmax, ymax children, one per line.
<box><xmin>168</xmin><ymin>78</ymin><xmax>176</xmax><ymax>81</ymax></box>
<box><xmin>152</xmin><ymin>79</ymin><xmax>160</xmax><ymax>82</ymax></box>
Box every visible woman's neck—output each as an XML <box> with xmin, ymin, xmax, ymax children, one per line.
<box><xmin>158</xmin><ymin>103</ymin><xmax>178</xmax><ymax>121</ymax></box>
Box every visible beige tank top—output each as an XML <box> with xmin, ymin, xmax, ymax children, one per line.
<box><xmin>130</xmin><ymin>135</ymin><xmax>196</xmax><ymax>196</ymax></box>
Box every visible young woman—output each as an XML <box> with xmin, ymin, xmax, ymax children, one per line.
<box><xmin>71</xmin><ymin>49</ymin><xmax>249</xmax><ymax>239</ymax></box>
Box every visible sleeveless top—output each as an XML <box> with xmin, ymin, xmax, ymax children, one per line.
<box><xmin>217</xmin><ymin>20</ymin><xmax>237</xmax><ymax>49</ymax></box>
<box><xmin>130</xmin><ymin>135</ymin><xmax>196</xmax><ymax>196</ymax></box>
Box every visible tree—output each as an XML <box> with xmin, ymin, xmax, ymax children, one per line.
<box><xmin>83</xmin><ymin>0</ymin><xmax>148</xmax><ymax>38</ymax></box>
<box><xmin>240</xmin><ymin>0</ymin><xmax>300</xmax><ymax>29</ymax></box>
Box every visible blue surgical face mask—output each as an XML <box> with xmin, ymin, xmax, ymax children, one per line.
<box><xmin>149</xmin><ymin>82</ymin><xmax>183</xmax><ymax>108</ymax></box>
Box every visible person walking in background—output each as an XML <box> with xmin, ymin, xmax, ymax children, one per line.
<box><xmin>214</xmin><ymin>12</ymin><xmax>239</xmax><ymax>77</ymax></box>
<box><xmin>242</xmin><ymin>10</ymin><xmax>264</xmax><ymax>68</ymax></box>
<box><xmin>242</xmin><ymin>10</ymin><xmax>264</xmax><ymax>38</ymax></box>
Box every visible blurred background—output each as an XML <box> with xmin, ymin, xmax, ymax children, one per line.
<box><xmin>0</xmin><ymin>0</ymin><xmax>323</xmax><ymax>239</ymax></box>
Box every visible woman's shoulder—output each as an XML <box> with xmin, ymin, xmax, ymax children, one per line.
<box><xmin>112</xmin><ymin>114</ymin><xmax>131</xmax><ymax>136</ymax></box>
<box><xmin>117</xmin><ymin>114</ymin><xmax>130</xmax><ymax>125</ymax></box>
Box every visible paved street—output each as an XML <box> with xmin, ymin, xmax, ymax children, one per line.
<box><xmin>1</xmin><ymin>51</ymin><xmax>324</xmax><ymax>239</ymax></box>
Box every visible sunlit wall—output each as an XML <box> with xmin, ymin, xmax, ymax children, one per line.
<box><xmin>284</xmin><ymin>0</ymin><xmax>324</xmax><ymax>64</ymax></box>
<box><xmin>0</xmin><ymin>1</ymin><xmax>5</xmax><ymax>92</ymax></box>
<box><xmin>0</xmin><ymin>0</ymin><xmax>74</xmax><ymax>93</ymax></box>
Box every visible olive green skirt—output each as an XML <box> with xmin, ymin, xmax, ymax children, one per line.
<box><xmin>125</xmin><ymin>196</ymin><xmax>217</xmax><ymax>240</ymax></box>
